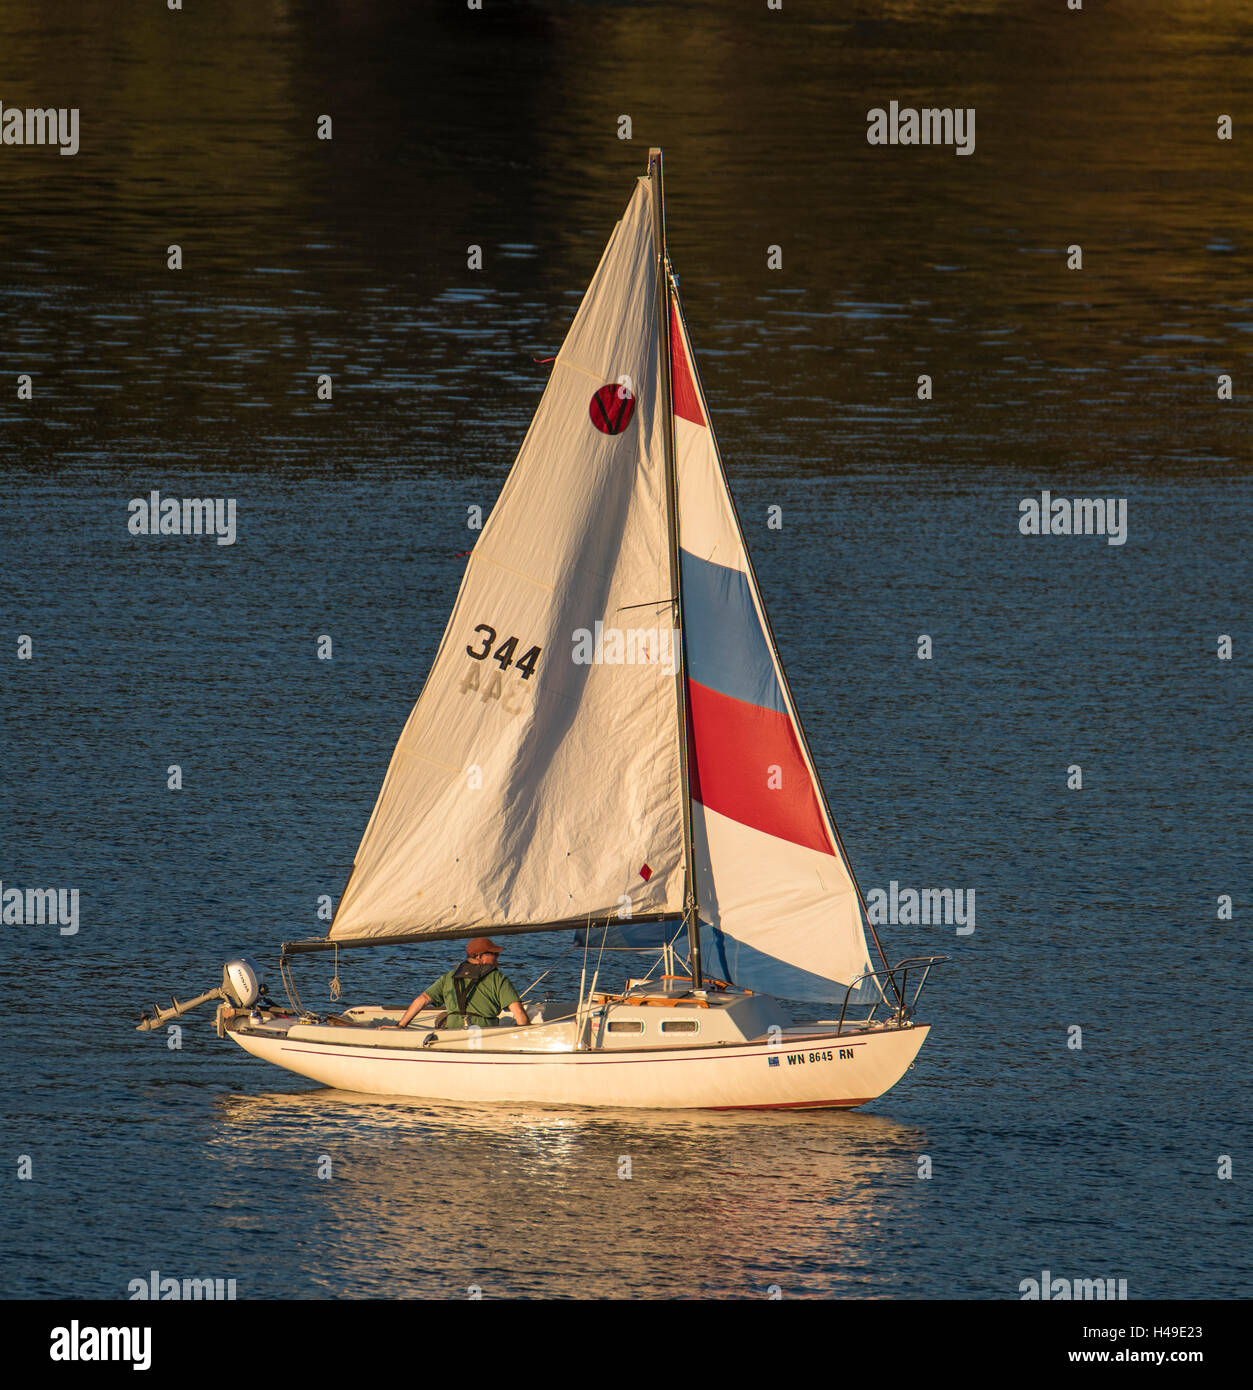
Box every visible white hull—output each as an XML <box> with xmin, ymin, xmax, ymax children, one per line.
<box><xmin>226</xmin><ymin>1018</ymin><xmax>929</xmax><ymax>1110</ymax></box>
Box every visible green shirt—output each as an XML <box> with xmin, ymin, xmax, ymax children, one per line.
<box><xmin>425</xmin><ymin>967</ymin><xmax>521</xmax><ymax>1028</ymax></box>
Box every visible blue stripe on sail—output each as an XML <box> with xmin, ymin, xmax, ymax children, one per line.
<box><xmin>679</xmin><ymin>550</ymin><xmax>785</xmax><ymax>714</ymax></box>
<box><xmin>572</xmin><ymin>919</ymin><xmax>685</xmax><ymax>950</ymax></box>
<box><xmin>709</xmin><ymin>926</ymin><xmax>856</xmax><ymax>1004</ymax></box>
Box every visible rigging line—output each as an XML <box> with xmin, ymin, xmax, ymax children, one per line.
<box><xmin>279</xmin><ymin>952</ymin><xmax>305</xmax><ymax>1017</ymax></box>
<box><xmin>637</xmin><ymin>935</ymin><xmax>669</xmax><ymax>985</ymax></box>
<box><xmin>520</xmin><ymin>938</ymin><xmax>575</xmax><ymax>1001</ymax></box>
<box><xmin>578</xmin><ymin>911</ymin><xmax>591</xmax><ymax>1013</ymax></box>
<box><xmin>594</xmin><ymin>915</ymin><xmax>610</xmax><ymax>979</ymax></box>
<box><xmin>616</xmin><ymin>597</ymin><xmax>673</xmax><ymax>612</ymax></box>
<box><xmin>519</xmin><ymin>967</ymin><xmax>552</xmax><ymax>1001</ymax></box>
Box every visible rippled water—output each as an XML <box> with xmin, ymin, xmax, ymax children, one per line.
<box><xmin>2</xmin><ymin>0</ymin><xmax>1250</xmax><ymax>1299</ymax></box>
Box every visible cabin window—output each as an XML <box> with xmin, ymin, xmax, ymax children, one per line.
<box><xmin>607</xmin><ymin>1020</ymin><xmax>644</xmax><ymax>1034</ymax></box>
<box><xmin>661</xmin><ymin>1019</ymin><xmax>698</xmax><ymax>1034</ymax></box>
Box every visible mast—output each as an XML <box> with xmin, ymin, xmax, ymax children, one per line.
<box><xmin>649</xmin><ymin>147</ymin><xmax>702</xmax><ymax>989</ymax></box>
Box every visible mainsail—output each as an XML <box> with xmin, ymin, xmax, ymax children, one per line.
<box><xmin>669</xmin><ymin>285</ymin><xmax>876</xmax><ymax>1002</ymax></box>
<box><xmin>329</xmin><ymin>176</ymin><xmax>685</xmax><ymax>944</ymax></box>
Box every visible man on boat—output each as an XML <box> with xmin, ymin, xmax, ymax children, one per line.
<box><xmin>391</xmin><ymin>937</ymin><xmax>530</xmax><ymax>1031</ymax></box>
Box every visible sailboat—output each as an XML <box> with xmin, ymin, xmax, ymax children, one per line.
<box><xmin>138</xmin><ymin>150</ymin><xmax>944</xmax><ymax>1109</ymax></box>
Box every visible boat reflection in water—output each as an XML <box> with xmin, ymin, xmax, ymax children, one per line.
<box><xmin>211</xmin><ymin>1089</ymin><xmax>928</xmax><ymax>1298</ymax></box>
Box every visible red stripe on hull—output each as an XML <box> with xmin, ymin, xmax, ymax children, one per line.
<box><xmin>670</xmin><ymin>298</ymin><xmax>705</xmax><ymax>426</ymax></box>
<box><xmin>687</xmin><ymin>679</ymin><xmax>833</xmax><ymax>855</ymax></box>
<box><xmin>708</xmin><ymin>1098</ymin><xmax>874</xmax><ymax>1110</ymax></box>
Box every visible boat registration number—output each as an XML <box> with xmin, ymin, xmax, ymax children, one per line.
<box><xmin>786</xmin><ymin>1049</ymin><xmax>854</xmax><ymax>1066</ymax></box>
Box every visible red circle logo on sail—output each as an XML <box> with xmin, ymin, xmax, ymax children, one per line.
<box><xmin>589</xmin><ymin>383</ymin><xmax>635</xmax><ymax>435</ymax></box>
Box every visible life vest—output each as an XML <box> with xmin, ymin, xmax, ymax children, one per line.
<box><xmin>449</xmin><ymin>961</ymin><xmax>503</xmax><ymax>1027</ymax></box>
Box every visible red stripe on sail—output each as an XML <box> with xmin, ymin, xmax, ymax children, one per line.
<box><xmin>670</xmin><ymin>299</ymin><xmax>705</xmax><ymax>427</ymax></box>
<box><xmin>686</xmin><ymin>679</ymin><xmax>833</xmax><ymax>856</ymax></box>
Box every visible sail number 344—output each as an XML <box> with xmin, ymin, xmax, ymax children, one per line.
<box><xmin>465</xmin><ymin>625</ymin><xmax>542</xmax><ymax>680</ymax></box>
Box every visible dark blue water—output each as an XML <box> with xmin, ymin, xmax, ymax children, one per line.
<box><xmin>2</xmin><ymin>0</ymin><xmax>1250</xmax><ymax>1299</ymax></box>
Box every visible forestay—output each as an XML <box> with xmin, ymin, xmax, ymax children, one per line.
<box><xmin>330</xmin><ymin>177</ymin><xmax>685</xmax><ymax>944</ymax></box>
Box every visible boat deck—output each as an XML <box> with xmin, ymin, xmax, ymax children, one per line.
<box><xmin>228</xmin><ymin>991</ymin><xmax>895</xmax><ymax>1056</ymax></box>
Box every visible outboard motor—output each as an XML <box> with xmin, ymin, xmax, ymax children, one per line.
<box><xmin>137</xmin><ymin>955</ymin><xmax>267</xmax><ymax>1032</ymax></box>
<box><xmin>222</xmin><ymin>957</ymin><xmax>263</xmax><ymax>1009</ymax></box>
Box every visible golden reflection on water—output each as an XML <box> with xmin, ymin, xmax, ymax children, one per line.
<box><xmin>1</xmin><ymin>0</ymin><xmax>1247</xmax><ymax>469</ymax></box>
<box><xmin>212</xmin><ymin>1089</ymin><xmax>927</xmax><ymax>1298</ymax></box>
